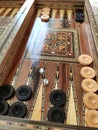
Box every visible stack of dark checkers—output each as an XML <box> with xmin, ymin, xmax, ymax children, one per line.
<box><xmin>0</xmin><ymin>84</ymin><xmax>15</xmax><ymax>100</ymax></box>
<box><xmin>16</xmin><ymin>85</ymin><xmax>32</xmax><ymax>101</ymax></box>
<box><xmin>0</xmin><ymin>84</ymin><xmax>33</xmax><ymax>118</ymax></box>
<box><xmin>0</xmin><ymin>100</ymin><xmax>9</xmax><ymax>115</ymax></box>
<box><xmin>47</xmin><ymin>89</ymin><xmax>66</xmax><ymax>123</ymax></box>
<box><xmin>75</xmin><ymin>9</ymin><xmax>84</xmax><ymax>23</ymax></box>
<box><xmin>9</xmin><ymin>85</ymin><xmax>32</xmax><ymax>118</ymax></box>
<box><xmin>0</xmin><ymin>84</ymin><xmax>15</xmax><ymax>116</ymax></box>
<box><xmin>8</xmin><ymin>102</ymin><xmax>27</xmax><ymax>118</ymax></box>
<box><xmin>50</xmin><ymin>89</ymin><xmax>66</xmax><ymax>107</ymax></box>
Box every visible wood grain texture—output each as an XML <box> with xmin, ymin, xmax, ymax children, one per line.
<box><xmin>72</xmin><ymin>63</ymin><xmax>84</xmax><ymax>126</ymax></box>
<box><xmin>0</xmin><ymin>0</ymin><xmax>98</xmax><ymax>129</ymax></box>
<box><xmin>43</xmin><ymin>62</ymin><xmax>57</xmax><ymax>120</ymax></box>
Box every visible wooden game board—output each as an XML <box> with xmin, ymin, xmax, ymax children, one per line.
<box><xmin>0</xmin><ymin>0</ymin><xmax>98</xmax><ymax>130</ymax></box>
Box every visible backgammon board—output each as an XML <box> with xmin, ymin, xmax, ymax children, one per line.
<box><xmin>0</xmin><ymin>0</ymin><xmax>98</xmax><ymax>129</ymax></box>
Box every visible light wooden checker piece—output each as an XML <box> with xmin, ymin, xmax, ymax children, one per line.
<box><xmin>80</xmin><ymin>67</ymin><xmax>96</xmax><ymax>79</ymax></box>
<box><xmin>41</xmin><ymin>14</ymin><xmax>49</xmax><ymax>22</ymax></box>
<box><xmin>81</xmin><ymin>78</ymin><xmax>98</xmax><ymax>92</ymax></box>
<box><xmin>41</xmin><ymin>11</ymin><xmax>50</xmax><ymax>15</ymax></box>
<box><xmin>42</xmin><ymin>7</ymin><xmax>51</xmax><ymax>12</ymax></box>
<box><xmin>78</xmin><ymin>54</ymin><xmax>93</xmax><ymax>65</ymax></box>
<box><xmin>85</xmin><ymin>110</ymin><xmax>98</xmax><ymax>128</ymax></box>
<box><xmin>83</xmin><ymin>92</ymin><xmax>98</xmax><ymax>110</ymax></box>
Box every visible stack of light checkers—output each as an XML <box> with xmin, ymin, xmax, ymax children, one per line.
<box><xmin>41</xmin><ymin>7</ymin><xmax>51</xmax><ymax>22</ymax></box>
<box><xmin>78</xmin><ymin>54</ymin><xmax>95</xmax><ymax>79</ymax></box>
<box><xmin>78</xmin><ymin>54</ymin><xmax>98</xmax><ymax>127</ymax></box>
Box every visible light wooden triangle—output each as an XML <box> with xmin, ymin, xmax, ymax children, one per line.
<box><xmin>66</xmin><ymin>84</ymin><xmax>77</xmax><ymax>125</ymax></box>
<box><xmin>0</xmin><ymin>8</ymin><xmax>5</xmax><ymax>13</ymax></box>
<box><xmin>2</xmin><ymin>8</ymin><xmax>12</xmax><ymax>18</ymax></box>
<box><xmin>31</xmin><ymin>83</ymin><xmax>43</xmax><ymax>121</ymax></box>
<box><xmin>10</xmin><ymin>8</ymin><xmax>19</xmax><ymax>18</ymax></box>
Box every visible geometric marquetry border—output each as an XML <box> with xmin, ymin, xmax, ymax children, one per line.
<box><xmin>85</xmin><ymin>0</ymin><xmax>98</xmax><ymax>71</ymax></box>
<box><xmin>85</xmin><ymin>0</ymin><xmax>98</xmax><ymax>66</ymax></box>
<box><xmin>0</xmin><ymin>115</ymin><xmax>96</xmax><ymax>130</ymax></box>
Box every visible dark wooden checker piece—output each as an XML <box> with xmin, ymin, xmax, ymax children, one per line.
<box><xmin>16</xmin><ymin>85</ymin><xmax>32</xmax><ymax>101</ymax></box>
<box><xmin>8</xmin><ymin>102</ymin><xmax>27</xmax><ymax>118</ymax></box>
<box><xmin>0</xmin><ymin>84</ymin><xmax>15</xmax><ymax>100</ymax></box>
<box><xmin>50</xmin><ymin>89</ymin><xmax>66</xmax><ymax>107</ymax></box>
<box><xmin>47</xmin><ymin>106</ymin><xmax>66</xmax><ymax>123</ymax></box>
<box><xmin>75</xmin><ymin>9</ymin><xmax>84</xmax><ymax>23</ymax></box>
<box><xmin>0</xmin><ymin>100</ymin><xmax>9</xmax><ymax>115</ymax></box>
<box><xmin>76</xmin><ymin>9</ymin><xmax>84</xmax><ymax>17</ymax></box>
<box><xmin>76</xmin><ymin>15</ymin><xmax>84</xmax><ymax>23</ymax></box>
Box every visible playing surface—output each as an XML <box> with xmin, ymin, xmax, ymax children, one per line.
<box><xmin>0</xmin><ymin>0</ymin><xmax>98</xmax><ymax>129</ymax></box>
